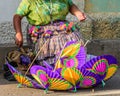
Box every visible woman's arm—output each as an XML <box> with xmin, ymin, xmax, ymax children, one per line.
<box><xmin>69</xmin><ymin>4</ymin><xmax>86</xmax><ymax>21</ymax></box>
<box><xmin>13</xmin><ymin>14</ymin><xmax>24</xmax><ymax>47</ymax></box>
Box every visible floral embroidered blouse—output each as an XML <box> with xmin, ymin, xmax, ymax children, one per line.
<box><xmin>16</xmin><ymin>0</ymin><xmax>73</xmax><ymax>25</ymax></box>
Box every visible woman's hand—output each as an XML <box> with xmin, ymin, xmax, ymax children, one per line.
<box><xmin>69</xmin><ymin>4</ymin><xmax>86</xmax><ymax>22</ymax></box>
<box><xmin>76</xmin><ymin>12</ymin><xmax>86</xmax><ymax>21</ymax></box>
<box><xmin>15</xmin><ymin>32</ymin><xmax>23</xmax><ymax>47</ymax></box>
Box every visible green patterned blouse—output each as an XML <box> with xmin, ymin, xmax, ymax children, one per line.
<box><xmin>16</xmin><ymin>0</ymin><xmax>73</xmax><ymax>25</ymax></box>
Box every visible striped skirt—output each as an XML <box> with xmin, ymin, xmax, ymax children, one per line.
<box><xmin>27</xmin><ymin>21</ymin><xmax>83</xmax><ymax>65</ymax></box>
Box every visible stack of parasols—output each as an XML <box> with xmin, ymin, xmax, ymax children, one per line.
<box><xmin>6</xmin><ymin>40</ymin><xmax>118</xmax><ymax>93</ymax></box>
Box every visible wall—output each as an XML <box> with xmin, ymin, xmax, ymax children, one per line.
<box><xmin>85</xmin><ymin>0</ymin><xmax>120</xmax><ymax>12</ymax></box>
<box><xmin>0</xmin><ymin>0</ymin><xmax>21</xmax><ymax>22</ymax></box>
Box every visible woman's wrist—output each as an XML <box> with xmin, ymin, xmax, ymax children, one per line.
<box><xmin>16</xmin><ymin>31</ymin><xmax>22</xmax><ymax>34</ymax></box>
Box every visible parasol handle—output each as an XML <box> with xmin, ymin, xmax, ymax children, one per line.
<box><xmin>44</xmin><ymin>88</ymin><xmax>48</xmax><ymax>94</ymax></box>
<box><xmin>102</xmin><ymin>80</ymin><xmax>106</xmax><ymax>87</ymax></box>
<box><xmin>53</xmin><ymin>42</ymin><xmax>67</xmax><ymax>71</ymax></box>
<box><xmin>73</xmin><ymin>86</ymin><xmax>77</xmax><ymax>93</ymax></box>
<box><xmin>24</xmin><ymin>39</ymin><xmax>49</xmax><ymax>76</ymax></box>
<box><xmin>84</xmin><ymin>40</ymin><xmax>90</xmax><ymax>47</ymax></box>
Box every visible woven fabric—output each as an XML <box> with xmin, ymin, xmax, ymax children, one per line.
<box><xmin>27</xmin><ymin>21</ymin><xmax>83</xmax><ymax>65</ymax></box>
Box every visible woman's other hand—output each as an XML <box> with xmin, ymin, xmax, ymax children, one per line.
<box><xmin>70</xmin><ymin>4</ymin><xmax>86</xmax><ymax>22</ymax></box>
<box><xmin>15</xmin><ymin>32</ymin><xmax>23</xmax><ymax>47</ymax></box>
<box><xmin>76</xmin><ymin>12</ymin><xmax>86</xmax><ymax>21</ymax></box>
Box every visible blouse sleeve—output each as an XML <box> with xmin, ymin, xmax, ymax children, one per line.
<box><xmin>68</xmin><ymin>0</ymin><xmax>74</xmax><ymax>6</ymax></box>
<box><xmin>16</xmin><ymin>0</ymin><xmax>30</xmax><ymax>16</ymax></box>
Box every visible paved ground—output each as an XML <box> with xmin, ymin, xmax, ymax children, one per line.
<box><xmin>0</xmin><ymin>68</ymin><xmax>120</xmax><ymax>96</ymax></box>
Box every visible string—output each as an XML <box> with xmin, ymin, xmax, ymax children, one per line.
<box><xmin>24</xmin><ymin>39</ymin><xmax>49</xmax><ymax>76</ymax></box>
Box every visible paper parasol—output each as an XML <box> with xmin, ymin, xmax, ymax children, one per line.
<box><xmin>60</xmin><ymin>67</ymin><xmax>83</xmax><ymax>91</ymax></box>
<box><xmin>101</xmin><ymin>55</ymin><xmax>118</xmax><ymax>80</ymax></box>
<box><xmin>30</xmin><ymin>65</ymin><xmax>73</xmax><ymax>91</ymax></box>
<box><xmin>54</xmin><ymin>40</ymin><xmax>86</xmax><ymax>70</ymax></box>
<box><xmin>6</xmin><ymin>62</ymin><xmax>42</xmax><ymax>89</ymax></box>
<box><xmin>81</xmin><ymin>55</ymin><xmax>118</xmax><ymax>81</ymax></box>
<box><xmin>77</xmin><ymin>68</ymin><xmax>105</xmax><ymax>88</ymax></box>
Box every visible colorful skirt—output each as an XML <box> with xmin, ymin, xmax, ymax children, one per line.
<box><xmin>27</xmin><ymin>21</ymin><xmax>83</xmax><ymax>65</ymax></box>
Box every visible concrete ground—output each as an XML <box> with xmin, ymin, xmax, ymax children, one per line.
<box><xmin>0</xmin><ymin>68</ymin><xmax>120</xmax><ymax>96</ymax></box>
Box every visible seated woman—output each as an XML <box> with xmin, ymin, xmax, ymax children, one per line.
<box><xmin>13</xmin><ymin>0</ymin><xmax>86</xmax><ymax>66</ymax></box>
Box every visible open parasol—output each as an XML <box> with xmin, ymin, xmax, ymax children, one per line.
<box><xmin>6</xmin><ymin>62</ymin><xmax>42</xmax><ymax>89</ymax></box>
<box><xmin>81</xmin><ymin>55</ymin><xmax>118</xmax><ymax>81</ymax></box>
<box><xmin>54</xmin><ymin>40</ymin><xmax>86</xmax><ymax>70</ymax></box>
<box><xmin>30</xmin><ymin>65</ymin><xmax>73</xmax><ymax>92</ymax></box>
